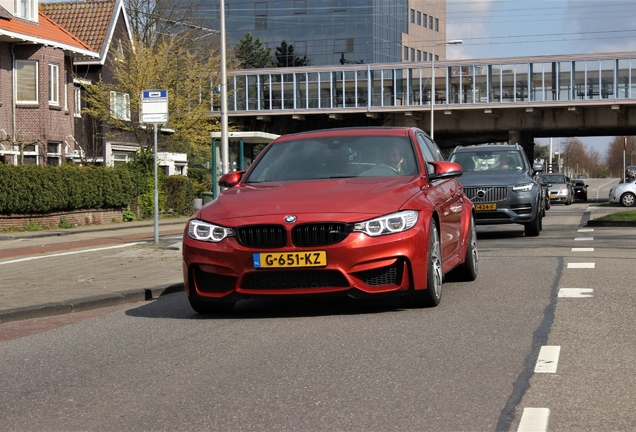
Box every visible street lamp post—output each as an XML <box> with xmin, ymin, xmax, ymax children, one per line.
<box><xmin>430</xmin><ymin>40</ymin><xmax>463</xmax><ymax>141</ymax></box>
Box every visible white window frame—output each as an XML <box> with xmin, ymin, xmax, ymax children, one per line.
<box><xmin>15</xmin><ymin>0</ymin><xmax>36</xmax><ymax>21</ymax></box>
<box><xmin>74</xmin><ymin>86</ymin><xmax>82</xmax><ymax>117</ymax></box>
<box><xmin>49</xmin><ymin>63</ymin><xmax>59</xmax><ymax>106</ymax></box>
<box><xmin>109</xmin><ymin>91</ymin><xmax>130</xmax><ymax>121</ymax></box>
<box><xmin>15</xmin><ymin>60</ymin><xmax>38</xmax><ymax>104</ymax></box>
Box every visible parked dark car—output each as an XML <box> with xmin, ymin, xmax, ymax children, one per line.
<box><xmin>447</xmin><ymin>143</ymin><xmax>545</xmax><ymax>236</ymax></box>
<box><xmin>571</xmin><ymin>179</ymin><xmax>588</xmax><ymax>201</ymax></box>
<box><xmin>183</xmin><ymin>127</ymin><xmax>478</xmax><ymax>314</ymax></box>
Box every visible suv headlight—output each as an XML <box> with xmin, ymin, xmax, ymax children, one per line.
<box><xmin>188</xmin><ymin>219</ymin><xmax>234</xmax><ymax>242</ymax></box>
<box><xmin>512</xmin><ymin>182</ymin><xmax>534</xmax><ymax>192</ymax></box>
<box><xmin>353</xmin><ymin>210</ymin><xmax>418</xmax><ymax>237</ymax></box>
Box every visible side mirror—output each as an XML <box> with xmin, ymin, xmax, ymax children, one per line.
<box><xmin>218</xmin><ymin>170</ymin><xmax>245</xmax><ymax>188</ymax></box>
<box><xmin>428</xmin><ymin>161</ymin><xmax>463</xmax><ymax>181</ymax></box>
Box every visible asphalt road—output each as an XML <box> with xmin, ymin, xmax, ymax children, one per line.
<box><xmin>0</xmin><ymin>179</ymin><xmax>633</xmax><ymax>431</ymax></box>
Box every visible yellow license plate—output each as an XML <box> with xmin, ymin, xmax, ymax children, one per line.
<box><xmin>475</xmin><ymin>203</ymin><xmax>496</xmax><ymax>211</ymax></box>
<box><xmin>253</xmin><ymin>251</ymin><xmax>327</xmax><ymax>268</ymax></box>
<box><xmin>549</xmin><ymin>195</ymin><xmax>556</xmax><ymax>199</ymax></box>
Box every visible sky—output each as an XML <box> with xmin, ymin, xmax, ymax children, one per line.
<box><xmin>445</xmin><ymin>0</ymin><xmax>636</xmax><ymax>155</ymax></box>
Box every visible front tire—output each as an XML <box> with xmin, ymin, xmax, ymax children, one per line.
<box><xmin>524</xmin><ymin>211</ymin><xmax>542</xmax><ymax>237</ymax></box>
<box><xmin>620</xmin><ymin>192</ymin><xmax>636</xmax><ymax>207</ymax></box>
<box><xmin>402</xmin><ymin>219</ymin><xmax>443</xmax><ymax>308</ymax></box>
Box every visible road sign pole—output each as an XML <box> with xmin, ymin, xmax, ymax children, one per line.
<box><xmin>154</xmin><ymin>123</ymin><xmax>159</xmax><ymax>244</ymax></box>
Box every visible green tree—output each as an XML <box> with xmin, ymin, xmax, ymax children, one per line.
<box><xmin>234</xmin><ymin>33</ymin><xmax>272</xmax><ymax>69</ymax></box>
<box><xmin>81</xmin><ymin>34</ymin><xmax>222</xmax><ymax>163</ymax></box>
<box><xmin>274</xmin><ymin>40</ymin><xmax>309</xmax><ymax>67</ymax></box>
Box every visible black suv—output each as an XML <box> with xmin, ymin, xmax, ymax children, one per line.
<box><xmin>448</xmin><ymin>144</ymin><xmax>545</xmax><ymax>236</ymax></box>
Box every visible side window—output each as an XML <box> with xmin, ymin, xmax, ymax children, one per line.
<box><xmin>416</xmin><ymin>133</ymin><xmax>441</xmax><ymax>176</ymax></box>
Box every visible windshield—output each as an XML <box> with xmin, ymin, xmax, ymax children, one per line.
<box><xmin>448</xmin><ymin>150</ymin><xmax>524</xmax><ymax>173</ymax></box>
<box><xmin>245</xmin><ymin>135</ymin><xmax>418</xmax><ymax>183</ymax></box>
<box><xmin>541</xmin><ymin>174</ymin><xmax>567</xmax><ymax>183</ymax></box>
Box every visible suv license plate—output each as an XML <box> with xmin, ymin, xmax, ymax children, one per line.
<box><xmin>475</xmin><ymin>203</ymin><xmax>497</xmax><ymax>211</ymax></box>
<box><xmin>253</xmin><ymin>251</ymin><xmax>327</xmax><ymax>268</ymax></box>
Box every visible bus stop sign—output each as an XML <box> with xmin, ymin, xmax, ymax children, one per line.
<box><xmin>141</xmin><ymin>89</ymin><xmax>168</xmax><ymax>123</ymax></box>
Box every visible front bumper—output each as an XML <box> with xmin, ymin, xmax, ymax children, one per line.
<box><xmin>182</xmin><ymin>224</ymin><xmax>430</xmax><ymax>301</ymax></box>
<box><xmin>549</xmin><ymin>190</ymin><xmax>569</xmax><ymax>202</ymax></box>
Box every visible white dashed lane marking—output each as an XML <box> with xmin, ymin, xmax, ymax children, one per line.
<box><xmin>535</xmin><ymin>346</ymin><xmax>561</xmax><ymax>373</ymax></box>
<box><xmin>572</xmin><ymin>247</ymin><xmax>594</xmax><ymax>252</ymax></box>
<box><xmin>559</xmin><ymin>288</ymin><xmax>594</xmax><ymax>298</ymax></box>
<box><xmin>567</xmin><ymin>262</ymin><xmax>595</xmax><ymax>268</ymax></box>
<box><xmin>578</xmin><ymin>228</ymin><xmax>594</xmax><ymax>232</ymax></box>
<box><xmin>518</xmin><ymin>408</ymin><xmax>550</xmax><ymax>432</ymax></box>
<box><xmin>574</xmin><ymin>237</ymin><xmax>594</xmax><ymax>241</ymax></box>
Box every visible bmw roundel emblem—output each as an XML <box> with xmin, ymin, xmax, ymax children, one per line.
<box><xmin>285</xmin><ymin>215</ymin><xmax>297</xmax><ymax>223</ymax></box>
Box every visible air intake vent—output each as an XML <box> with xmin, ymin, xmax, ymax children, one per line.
<box><xmin>292</xmin><ymin>223</ymin><xmax>349</xmax><ymax>247</ymax></box>
<box><xmin>235</xmin><ymin>225</ymin><xmax>287</xmax><ymax>248</ymax></box>
<box><xmin>241</xmin><ymin>270</ymin><xmax>349</xmax><ymax>289</ymax></box>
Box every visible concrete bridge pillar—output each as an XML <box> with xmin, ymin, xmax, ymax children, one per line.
<box><xmin>509</xmin><ymin>130</ymin><xmax>536</xmax><ymax>162</ymax></box>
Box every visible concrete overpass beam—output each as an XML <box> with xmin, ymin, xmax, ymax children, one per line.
<box><xmin>509</xmin><ymin>130</ymin><xmax>536</xmax><ymax>161</ymax></box>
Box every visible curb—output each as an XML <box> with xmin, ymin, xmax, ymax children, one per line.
<box><xmin>586</xmin><ymin>220</ymin><xmax>636</xmax><ymax>227</ymax></box>
<box><xmin>0</xmin><ymin>283</ymin><xmax>184</xmax><ymax>325</ymax></box>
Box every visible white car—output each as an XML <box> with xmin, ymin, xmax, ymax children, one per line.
<box><xmin>609</xmin><ymin>179</ymin><xmax>636</xmax><ymax>207</ymax></box>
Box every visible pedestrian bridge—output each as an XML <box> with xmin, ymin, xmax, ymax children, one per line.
<box><xmin>219</xmin><ymin>52</ymin><xmax>636</xmax><ymax>150</ymax></box>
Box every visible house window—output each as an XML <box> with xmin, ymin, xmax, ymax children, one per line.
<box><xmin>417</xmin><ymin>50</ymin><xmax>422</xmax><ymax>62</ymax></box>
<box><xmin>255</xmin><ymin>2</ymin><xmax>267</xmax><ymax>30</ymax></box>
<box><xmin>109</xmin><ymin>91</ymin><xmax>130</xmax><ymax>121</ymax></box>
<box><xmin>429</xmin><ymin>15</ymin><xmax>433</xmax><ymax>29</ymax></box>
<box><xmin>47</xmin><ymin>142</ymin><xmax>60</xmax><ymax>166</ymax></box>
<box><xmin>294</xmin><ymin>0</ymin><xmax>306</xmax><ymax>14</ymax></box>
<box><xmin>417</xmin><ymin>12</ymin><xmax>421</xmax><ymax>26</ymax></box>
<box><xmin>112</xmin><ymin>151</ymin><xmax>134</xmax><ymax>166</ymax></box>
<box><xmin>423</xmin><ymin>14</ymin><xmax>427</xmax><ymax>28</ymax></box>
<box><xmin>15</xmin><ymin>0</ymin><xmax>36</xmax><ymax>21</ymax></box>
<box><xmin>404</xmin><ymin>46</ymin><xmax>408</xmax><ymax>60</ymax></box>
<box><xmin>49</xmin><ymin>63</ymin><xmax>59</xmax><ymax>105</ymax></box>
<box><xmin>16</xmin><ymin>60</ymin><xmax>38</xmax><ymax>103</ymax></box>
<box><xmin>74</xmin><ymin>86</ymin><xmax>82</xmax><ymax>117</ymax></box>
<box><xmin>411</xmin><ymin>48</ymin><xmax>415</xmax><ymax>62</ymax></box>
<box><xmin>435</xmin><ymin>18</ymin><xmax>439</xmax><ymax>31</ymax></box>
<box><xmin>410</xmin><ymin>9</ymin><xmax>415</xmax><ymax>23</ymax></box>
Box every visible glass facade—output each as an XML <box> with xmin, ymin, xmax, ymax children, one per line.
<box><xmin>224</xmin><ymin>54</ymin><xmax>636</xmax><ymax>112</ymax></box>
<box><xmin>196</xmin><ymin>0</ymin><xmax>420</xmax><ymax>66</ymax></box>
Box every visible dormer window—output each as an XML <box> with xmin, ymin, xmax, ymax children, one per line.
<box><xmin>15</xmin><ymin>0</ymin><xmax>36</xmax><ymax>21</ymax></box>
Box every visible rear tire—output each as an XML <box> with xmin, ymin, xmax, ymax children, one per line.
<box><xmin>188</xmin><ymin>298</ymin><xmax>235</xmax><ymax>314</ymax></box>
<box><xmin>402</xmin><ymin>220</ymin><xmax>442</xmax><ymax>308</ymax></box>
<box><xmin>446</xmin><ymin>214</ymin><xmax>478</xmax><ymax>282</ymax></box>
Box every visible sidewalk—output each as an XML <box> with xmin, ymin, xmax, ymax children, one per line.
<box><xmin>0</xmin><ymin>216</ymin><xmax>191</xmax><ymax>324</ymax></box>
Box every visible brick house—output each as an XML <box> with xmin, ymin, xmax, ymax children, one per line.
<box><xmin>40</xmin><ymin>0</ymin><xmax>138</xmax><ymax>167</ymax></box>
<box><xmin>0</xmin><ymin>0</ymin><xmax>97</xmax><ymax>165</ymax></box>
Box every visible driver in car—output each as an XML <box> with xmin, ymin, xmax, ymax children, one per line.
<box><xmin>383</xmin><ymin>144</ymin><xmax>404</xmax><ymax>173</ymax></box>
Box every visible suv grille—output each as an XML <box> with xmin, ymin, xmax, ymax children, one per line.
<box><xmin>292</xmin><ymin>223</ymin><xmax>349</xmax><ymax>247</ymax></box>
<box><xmin>463</xmin><ymin>186</ymin><xmax>509</xmax><ymax>202</ymax></box>
<box><xmin>235</xmin><ymin>225</ymin><xmax>287</xmax><ymax>248</ymax></box>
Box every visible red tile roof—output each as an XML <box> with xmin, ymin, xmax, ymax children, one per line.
<box><xmin>0</xmin><ymin>10</ymin><xmax>95</xmax><ymax>54</ymax></box>
<box><xmin>40</xmin><ymin>0</ymin><xmax>115</xmax><ymax>53</ymax></box>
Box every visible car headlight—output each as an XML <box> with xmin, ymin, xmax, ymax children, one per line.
<box><xmin>353</xmin><ymin>210</ymin><xmax>418</xmax><ymax>237</ymax></box>
<box><xmin>560</xmin><ymin>188</ymin><xmax>568</xmax><ymax>194</ymax></box>
<box><xmin>512</xmin><ymin>182</ymin><xmax>534</xmax><ymax>192</ymax></box>
<box><xmin>188</xmin><ymin>219</ymin><xmax>234</xmax><ymax>242</ymax></box>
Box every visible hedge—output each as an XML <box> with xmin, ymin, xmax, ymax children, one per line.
<box><xmin>0</xmin><ymin>164</ymin><xmax>136</xmax><ymax>214</ymax></box>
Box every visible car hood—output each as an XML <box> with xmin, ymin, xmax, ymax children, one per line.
<box><xmin>455</xmin><ymin>170</ymin><xmax>532</xmax><ymax>187</ymax></box>
<box><xmin>197</xmin><ymin>177</ymin><xmax>421</xmax><ymax>223</ymax></box>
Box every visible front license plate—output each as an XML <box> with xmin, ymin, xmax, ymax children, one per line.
<box><xmin>475</xmin><ymin>203</ymin><xmax>496</xmax><ymax>211</ymax></box>
<box><xmin>549</xmin><ymin>195</ymin><xmax>556</xmax><ymax>199</ymax></box>
<box><xmin>253</xmin><ymin>251</ymin><xmax>327</xmax><ymax>268</ymax></box>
